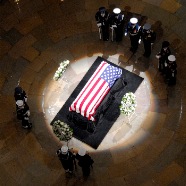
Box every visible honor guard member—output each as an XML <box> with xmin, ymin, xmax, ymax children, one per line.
<box><xmin>125</xmin><ymin>17</ymin><xmax>141</xmax><ymax>53</ymax></box>
<box><xmin>166</xmin><ymin>55</ymin><xmax>177</xmax><ymax>85</ymax></box>
<box><xmin>14</xmin><ymin>86</ymin><xmax>28</xmax><ymax>103</ymax></box>
<box><xmin>76</xmin><ymin>148</ymin><xmax>94</xmax><ymax>179</ymax></box>
<box><xmin>56</xmin><ymin>145</ymin><xmax>75</xmax><ymax>175</ymax></box>
<box><xmin>140</xmin><ymin>23</ymin><xmax>156</xmax><ymax>57</ymax></box>
<box><xmin>109</xmin><ymin>8</ymin><xmax>124</xmax><ymax>42</ymax></box>
<box><xmin>16</xmin><ymin>100</ymin><xmax>32</xmax><ymax>129</ymax></box>
<box><xmin>156</xmin><ymin>41</ymin><xmax>171</xmax><ymax>74</ymax></box>
<box><xmin>95</xmin><ymin>7</ymin><xmax>110</xmax><ymax>41</ymax></box>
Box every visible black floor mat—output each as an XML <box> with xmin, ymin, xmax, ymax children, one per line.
<box><xmin>51</xmin><ymin>57</ymin><xmax>144</xmax><ymax>149</ymax></box>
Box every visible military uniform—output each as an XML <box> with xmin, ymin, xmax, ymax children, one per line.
<box><xmin>166</xmin><ymin>55</ymin><xmax>177</xmax><ymax>85</ymax></box>
<box><xmin>109</xmin><ymin>8</ymin><xmax>124</xmax><ymax>42</ymax></box>
<box><xmin>76</xmin><ymin>148</ymin><xmax>94</xmax><ymax>178</ymax></box>
<box><xmin>125</xmin><ymin>18</ymin><xmax>141</xmax><ymax>53</ymax></box>
<box><xmin>156</xmin><ymin>41</ymin><xmax>171</xmax><ymax>73</ymax></box>
<box><xmin>14</xmin><ymin>86</ymin><xmax>27</xmax><ymax>103</ymax></box>
<box><xmin>57</xmin><ymin>145</ymin><xmax>75</xmax><ymax>174</ymax></box>
<box><xmin>140</xmin><ymin>23</ymin><xmax>156</xmax><ymax>57</ymax></box>
<box><xmin>95</xmin><ymin>7</ymin><xmax>110</xmax><ymax>41</ymax></box>
<box><xmin>16</xmin><ymin>100</ymin><xmax>32</xmax><ymax>129</ymax></box>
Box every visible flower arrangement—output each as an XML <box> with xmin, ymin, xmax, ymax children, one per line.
<box><xmin>51</xmin><ymin>120</ymin><xmax>73</xmax><ymax>142</ymax></box>
<box><xmin>53</xmin><ymin>60</ymin><xmax>70</xmax><ymax>81</ymax></box>
<box><xmin>120</xmin><ymin>92</ymin><xmax>137</xmax><ymax>116</ymax></box>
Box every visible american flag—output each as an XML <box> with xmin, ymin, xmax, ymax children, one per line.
<box><xmin>69</xmin><ymin>61</ymin><xmax>122</xmax><ymax>121</ymax></box>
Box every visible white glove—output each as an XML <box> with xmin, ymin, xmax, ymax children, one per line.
<box><xmin>97</xmin><ymin>23</ymin><xmax>101</xmax><ymax>27</ymax></box>
<box><xmin>156</xmin><ymin>55</ymin><xmax>160</xmax><ymax>59</ymax></box>
<box><xmin>165</xmin><ymin>62</ymin><xmax>167</xmax><ymax>67</ymax></box>
<box><xmin>138</xmin><ymin>39</ymin><xmax>141</xmax><ymax>44</ymax></box>
<box><xmin>172</xmin><ymin>73</ymin><xmax>174</xmax><ymax>77</ymax></box>
<box><xmin>24</xmin><ymin>97</ymin><xmax>27</xmax><ymax>102</ymax></box>
<box><xmin>112</xmin><ymin>25</ymin><xmax>117</xmax><ymax>28</ymax></box>
<box><xmin>124</xmin><ymin>32</ymin><xmax>127</xmax><ymax>36</ymax></box>
<box><xmin>26</xmin><ymin>110</ymin><xmax>30</xmax><ymax>116</ymax></box>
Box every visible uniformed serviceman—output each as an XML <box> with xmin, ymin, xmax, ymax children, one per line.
<box><xmin>16</xmin><ymin>100</ymin><xmax>32</xmax><ymax>129</ymax></box>
<box><xmin>76</xmin><ymin>148</ymin><xmax>94</xmax><ymax>179</ymax></box>
<box><xmin>56</xmin><ymin>145</ymin><xmax>75</xmax><ymax>175</ymax></box>
<box><xmin>166</xmin><ymin>55</ymin><xmax>177</xmax><ymax>85</ymax></box>
<box><xmin>140</xmin><ymin>23</ymin><xmax>156</xmax><ymax>57</ymax></box>
<box><xmin>125</xmin><ymin>17</ymin><xmax>141</xmax><ymax>53</ymax></box>
<box><xmin>14</xmin><ymin>86</ymin><xmax>28</xmax><ymax>103</ymax></box>
<box><xmin>109</xmin><ymin>8</ymin><xmax>124</xmax><ymax>42</ymax></box>
<box><xmin>156</xmin><ymin>41</ymin><xmax>171</xmax><ymax>74</ymax></box>
<box><xmin>95</xmin><ymin>7</ymin><xmax>110</xmax><ymax>41</ymax></box>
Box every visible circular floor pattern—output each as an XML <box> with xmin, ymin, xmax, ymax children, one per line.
<box><xmin>42</xmin><ymin>55</ymin><xmax>154</xmax><ymax>152</ymax></box>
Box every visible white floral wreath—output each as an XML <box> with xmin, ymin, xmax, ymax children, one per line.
<box><xmin>120</xmin><ymin>92</ymin><xmax>137</xmax><ymax>116</ymax></box>
<box><xmin>53</xmin><ymin>60</ymin><xmax>70</xmax><ymax>81</ymax></box>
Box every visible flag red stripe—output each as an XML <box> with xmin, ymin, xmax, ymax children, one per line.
<box><xmin>83</xmin><ymin>79</ymin><xmax>107</xmax><ymax>117</ymax></box>
<box><xmin>79</xmin><ymin>78</ymin><xmax>102</xmax><ymax>115</ymax></box>
<box><xmin>70</xmin><ymin>61</ymin><xmax>107</xmax><ymax>111</ymax></box>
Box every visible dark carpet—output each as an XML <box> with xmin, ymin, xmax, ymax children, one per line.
<box><xmin>51</xmin><ymin>57</ymin><xmax>144</xmax><ymax>149</ymax></box>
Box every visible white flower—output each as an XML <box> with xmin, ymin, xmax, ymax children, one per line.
<box><xmin>120</xmin><ymin>92</ymin><xmax>137</xmax><ymax>116</ymax></box>
<box><xmin>53</xmin><ymin>60</ymin><xmax>70</xmax><ymax>81</ymax></box>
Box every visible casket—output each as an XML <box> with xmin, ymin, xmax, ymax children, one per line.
<box><xmin>69</xmin><ymin>61</ymin><xmax>122</xmax><ymax>121</ymax></box>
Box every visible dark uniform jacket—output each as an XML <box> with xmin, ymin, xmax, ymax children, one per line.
<box><xmin>57</xmin><ymin>150</ymin><xmax>75</xmax><ymax>171</ymax></box>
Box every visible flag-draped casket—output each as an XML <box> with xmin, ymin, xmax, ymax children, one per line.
<box><xmin>69</xmin><ymin>61</ymin><xmax>122</xmax><ymax>121</ymax></box>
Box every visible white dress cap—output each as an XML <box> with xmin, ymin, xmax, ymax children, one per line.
<box><xmin>61</xmin><ymin>145</ymin><xmax>68</xmax><ymax>154</ymax></box>
<box><xmin>168</xmin><ymin>55</ymin><xmax>176</xmax><ymax>62</ymax></box>
<box><xmin>78</xmin><ymin>148</ymin><xmax>86</xmax><ymax>156</ymax></box>
<box><xmin>16</xmin><ymin>100</ymin><xmax>24</xmax><ymax>107</ymax></box>
<box><xmin>130</xmin><ymin>18</ymin><xmax>138</xmax><ymax>24</ymax></box>
<box><xmin>143</xmin><ymin>23</ymin><xmax>151</xmax><ymax>30</ymax></box>
<box><xmin>113</xmin><ymin>8</ymin><xmax>121</xmax><ymax>14</ymax></box>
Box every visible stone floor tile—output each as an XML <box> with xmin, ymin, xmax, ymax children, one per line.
<box><xmin>175</xmin><ymin>5</ymin><xmax>186</xmax><ymax>19</ymax></box>
<box><xmin>160</xmin><ymin>0</ymin><xmax>181</xmax><ymax>13</ymax></box>
<box><xmin>153</xmin><ymin>162</ymin><xmax>184</xmax><ymax>185</ymax></box>
<box><xmin>142</xmin><ymin>4</ymin><xmax>179</xmax><ymax>28</ymax></box>
<box><xmin>142</xmin><ymin>0</ymin><xmax>163</xmax><ymax>6</ymax></box>
<box><xmin>0</xmin><ymin>165</ymin><xmax>17</xmax><ymax>185</ymax></box>
<box><xmin>4</xmin><ymin>158</ymin><xmax>25</xmax><ymax>183</ymax></box>
<box><xmin>22</xmin><ymin>46</ymin><xmax>40</xmax><ymax>62</ymax></box>
<box><xmin>2</xmin><ymin>27</ymin><xmax>23</xmax><ymax>45</ymax></box>
<box><xmin>149</xmin><ymin>99</ymin><xmax>168</xmax><ymax>113</ymax></box>
<box><xmin>141</xmin><ymin>112</ymin><xmax>166</xmax><ymax>133</ymax></box>
<box><xmin>0</xmin><ymin>13</ymin><xmax>19</xmax><ymax>31</ymax></box>
<box><xmin>8</xmin><ymin>34</ymin><xmax>37</xmax><ymax>59</ymax></box>
<box><xmin>19</xmin><ymin>67</ymin><xmax>38</xmax><ymax>84</ymax></box>
<box><xmin>15</xmin><ymin>14</ymin><xmax>43</xmax><ymax>35</ymax></box>
<box><xmin>0</xmin><ymin>40</ymin><xmax>12</xmax><ymax>58</ymax></box>
<box><xmin>32</xmin><ymin>38</ymin><xmax>54</xmax><ymax>52</ymax></box>
<box><xmin>172</xmin><ymin>20</ymin><xmax>186</xmax><ymax>46</ymax></box>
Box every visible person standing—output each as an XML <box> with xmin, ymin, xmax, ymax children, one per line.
<box><xmin>95</xmin><ymin>7</ymin><xmax>110</xmax><ymax>41</ymax></box>
<box><xmin>140</xmin><ymin>23</ymin><xmax>156</xmax><ymax>57</ymax></box>
<box><xmin>56</xmin><ymin>145</ymin><xmax>76</xmax><ymax>175</ymax></box>
<box><xmin>156</xmin><ymin>41</ymin><xmax>171</xmax><ymax>74</ymax></box>
<box><xmin>16</xmin><ymin>100</ymin><xmax>32</xmax><ymax>129</ymax></box>
<box><xmin>166</xmin><ymin>55</ymin><xmax>177</xmax><ymax>85</ymax></box>
<box><xmin>14</xmin><ymin>86</ymin><xmax>28</xmax><ymax>103</ymax></box>
<box><xmin>125</xmin><ymin>17</ymin><xmax>141</xmax><ymax>53</ymax></box>
<box><xmin>76</xmin><ymin>148</ymin><xmax>94</xmax><ymax>179</ymax></box>
<box><xmin>109</xmin><ymin>8</ymin><xmax>124</xmax><ymax>42</ymax></box>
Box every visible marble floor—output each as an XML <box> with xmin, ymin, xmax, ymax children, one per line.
<box><xmin>0</xmin><ymin>0</ymin><xmax>186</xmax><ymax>185</ymax></box>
